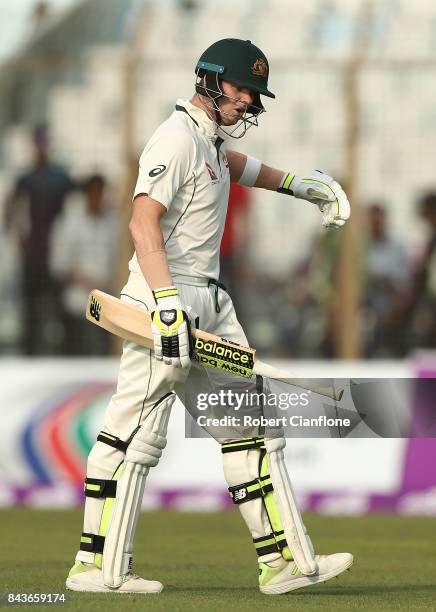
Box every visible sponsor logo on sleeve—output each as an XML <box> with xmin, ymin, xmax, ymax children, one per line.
<box><xmin>149</xmin><ymin>164</ymin><xmax>167</xmax><ymax>177</ymax></box>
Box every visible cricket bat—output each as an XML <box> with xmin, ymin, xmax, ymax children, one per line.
<box><xmin>86</xmin><ymin>289</ymin><xmax>343</xmax><ymax>401</ymax></box>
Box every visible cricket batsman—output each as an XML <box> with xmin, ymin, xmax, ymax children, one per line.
<box><xmin>66</xmin><ymin>38</ymin><xmax>352</xmax><ymax>595</ymax></box>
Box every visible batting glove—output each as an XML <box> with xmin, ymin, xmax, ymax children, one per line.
<box><xmin>151</xmin><ymin>286</ymin><xmax>192</xmax><ymax>368</ymax></box>
<box><xmin>279</xmin><ymin>170</ymin><xmax>351</xmax><ymax>228</ymax></box>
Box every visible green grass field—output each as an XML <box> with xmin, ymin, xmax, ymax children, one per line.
<box><xmin>0</xmin><ymin>509</ymin><xmax>435</xmax><ymax>611</ymax></box>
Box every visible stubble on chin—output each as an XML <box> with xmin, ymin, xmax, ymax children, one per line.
<box><xmin>219</xmin><ymin>109</ymin><xmax>241</xmax><ymax>126</ymax></box>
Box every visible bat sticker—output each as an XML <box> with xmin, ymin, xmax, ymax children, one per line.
<box><xmin>89</xmin><ymin>296</ymin><xmax>101</xmax><ymax>322</ymax></box>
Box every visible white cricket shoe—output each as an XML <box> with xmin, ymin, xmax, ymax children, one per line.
<box><xmin>259</xmin><ymin>552</ymin><xmax>353</xmax><ymax>595</ymax></box>
<box><xmin>66</xmin><ymin>561</ymin><xmax>163</xmax><ymax>594</ymax></box>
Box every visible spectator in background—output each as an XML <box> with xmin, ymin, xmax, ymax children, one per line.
<box><xmin>220</xmin><ymin>182</ymin><xmax>251</xmax><ymax>317</ymax></box>
<box><xmin>405</xmin><ymin>192</ymin><xmax>436</xmax><ymax>349</ymax></box>
<box><xmin>50</xmin><ymin>174</ymin><xmax>117</xmax><ymax>355</ymax></box>
<box><xmin>4</xmin><ymin>126</ymin><xmax>75</xmax><ymax>355</ymax></box>
<box><xmin>364</xmin><ymin>204</ymin><xmax>410</xmax><ymax>357</ymax></box>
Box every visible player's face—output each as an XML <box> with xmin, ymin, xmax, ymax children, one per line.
<box><xmin>218</xmin><ymin>80</ymin><xmax>254</xmax><ymax>125</ymax></box>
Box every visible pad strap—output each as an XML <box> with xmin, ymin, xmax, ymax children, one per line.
<box><xmin>84</xmin><ymin>477</ymin><xmax>117</xmax><ymax>498</ymax></box>
<box><xmin>97</xmin><ymin>431</ymin><xmax>129</xmax><ymax>453</ymax></box>
<box><xmin>228</xmin><ymin>474</ymin><xmax>273</xmax><ymax>504</ymax></box>
<box><xmin>221</xmin><ymin>436</ymin><xmax>265</xmax><ymax>454</ymax></box>
<box><xmin>80</xmin><ymin>532</ymin><xmax>105</xmax><ymax>554</ymax></box>
<box><xmin>253</xmin><ymin>530</ymin><xmax>287</xmax><ymax>557</ymax></box>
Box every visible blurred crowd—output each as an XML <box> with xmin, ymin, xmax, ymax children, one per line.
<box><xmin>239</xmin><ymin>193</ymin><xmax>436</xmax><ymax>359</ymax></box>
<box><xmin>2</xmin><ymin>127</ymin><xmax>436</xmax><ymax>359</ymax></box>
<box><xmin>2</xmin><ymin>127</ymin><xmax>117</xmax><ymax>355</ymax></box>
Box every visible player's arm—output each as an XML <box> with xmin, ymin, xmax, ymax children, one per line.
<box><xmin>130</xmin><ymin>195</ymin><xmax>173</xmax><ymax>288</ymax></box>
<box><xmin>129</xmin><ymin>194</ymin><xmax>191</xmax><ymax>367</ymax></box>
<box><xmin>226</xmin><ymin>150</ymin><xmax>350</xmax><ymax>229</ymax></box>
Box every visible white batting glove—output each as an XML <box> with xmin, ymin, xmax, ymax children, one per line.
<box><xmin>279</xmin><ymin>170</ymin><xmax>351</xmax><ymax>228</ymax></box>
<box><xmin>151</xmin><ymin>286</ymin><xmax>192</xmax><ymax>368</ymax></box>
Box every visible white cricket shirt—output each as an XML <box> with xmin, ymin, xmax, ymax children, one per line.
<box><xmin>130</xmin><ymin>98</ymin><xmax>230</xmax><ymax>280</ymax></box>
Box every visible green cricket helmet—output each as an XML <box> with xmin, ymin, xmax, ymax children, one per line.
<box><xmin>195</xmin><ymin>38</ymin><xmax>275</xmax><ymax>116</ymax></box>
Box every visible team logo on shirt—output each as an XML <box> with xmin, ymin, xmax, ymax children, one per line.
<box><xmin>149</xmin><ymin>164</ymin><xmax>167</xmax><ymax>177</ymax></box>
<box><xmin>205</xmin><ymin>162</ymin><xmax>218</xmax><ymax>182</ymax></box>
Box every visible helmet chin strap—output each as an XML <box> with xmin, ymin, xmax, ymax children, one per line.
<box><xmin>194</xmin><ymin>71</ymin><xmax>265</xmax><ymax>139</ymax></box>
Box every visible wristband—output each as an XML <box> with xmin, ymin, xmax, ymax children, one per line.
<box><xmin>238</xmin><ymin>155</ymin><xmax>262</xmax><ymax>187</ymax></box>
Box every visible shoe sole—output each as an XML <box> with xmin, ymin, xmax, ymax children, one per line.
<box><xmin>66</xmin><ymin>578</ymin><xmax>162</xmax><ymax>594</ymax></box>
<box><xmin>260</xmin><ymin>557</ymin><xmax>354</xmax><ymax>595</ymax></box>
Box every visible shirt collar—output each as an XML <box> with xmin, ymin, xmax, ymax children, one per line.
<box><xmin>175</xmin><ymin>98</ymin><xmax>224</xmax><ymax>142</ymax></box>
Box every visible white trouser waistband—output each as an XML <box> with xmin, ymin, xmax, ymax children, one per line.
<box><xmin>172</xmin><ymin>274</ymin><xmax>214</xmax><ymax>287</ymax></box>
